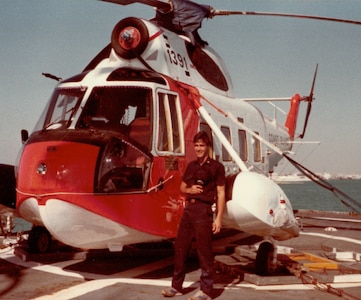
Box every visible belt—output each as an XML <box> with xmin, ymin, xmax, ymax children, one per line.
<box><xmin>187</xmin><ymin>199</ymin><xmax>212</xmax><ymax>205</ymax></box>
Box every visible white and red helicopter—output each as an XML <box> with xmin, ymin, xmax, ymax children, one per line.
<box><xmin>1</xmin><ymin>0</ymin><xmax>360</xmax><ymax>275</ymax></box>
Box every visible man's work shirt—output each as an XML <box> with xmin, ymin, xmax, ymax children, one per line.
<box><xmin>182</xmin><ymin>157</ymin><xmax>225</xmax><ymax>204</ymax></box>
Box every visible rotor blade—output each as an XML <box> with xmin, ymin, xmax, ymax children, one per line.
<box><xmin>309</xmin><ymin>64</ymin><xmax>318</xmax><ymax>100</ymax></box>
<box><xmin>100</xmin><ymin>0</ymin><xmax>171</xmax><ymax>11</ymax></box>
<box><xmin>213</xmin><ymin>10</ymin><xmax>361</xmax><ymax>26</ymax></box>
<box><xmin>299</xmin><ymin>64</ymin><xmax>318</xmax><ymax>139</ymax></box>
<box><xmin>299</xmin><ymin>101</ymin><xmax>312</xmax><ymax>139</ymax></box>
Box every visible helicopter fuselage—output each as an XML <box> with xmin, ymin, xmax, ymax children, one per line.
<box><xmin>16</xmin><ymin>17</ymin><xmax>300</xmax><ymax>250</ymax></box>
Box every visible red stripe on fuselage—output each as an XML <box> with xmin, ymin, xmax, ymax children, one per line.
<box><xmin>149</xmin><ymin>30</ymin><xmax>163</xmax><ymax>41</ymax></box>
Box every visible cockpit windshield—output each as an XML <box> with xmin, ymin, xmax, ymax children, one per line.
<box><xmin>77</xmin><ymin>86</ymin><xmax>152</xmax><ymax>147</ymax></box>
<box><xmin>35</xmin><ymin>86</ymin><xmax>153</xmax><ymax>149</ymax></box>
<box><xmin>34</xmin><ymin>88</ymin><xmax>86</xmax><ymax>131</ymax></box>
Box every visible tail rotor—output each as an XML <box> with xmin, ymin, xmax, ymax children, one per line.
<box><xmin>299</xmin><ymin>64</ymin><xmax>318</xmax><ymax>139</ymax></box>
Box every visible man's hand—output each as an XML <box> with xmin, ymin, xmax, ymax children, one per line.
<box><xmin>212</xmin><ymin>218</ymin><xmax>222</xmax><ymax>234</ymax></box>
<box><xmin>189</xmin><ymin>184</ymin><xmax>203</xmax><ymax>194</ymax></box>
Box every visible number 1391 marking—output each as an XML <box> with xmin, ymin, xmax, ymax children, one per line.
<box><xmin>167</xmin><ymin>49</ymin><xmax>188</xmax><ymax>70</ymax></box>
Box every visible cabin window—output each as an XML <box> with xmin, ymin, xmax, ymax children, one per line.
<box><xmin>238</xmin><ymin>130</ymin><xmax>247</xmax><ymax>161</ymax></box>
<box><xmin>157</xmin><ymin>92</ymin><xmax>184</xmax><ymax>154</ymax></box>
<box><xmin>253</xmin><ymin>132</ymin><xmax>261</xmax><ymax>162</ymax></box>
<box><xmin>221</xmin><ymin>126</ymin><xmax>232</xmax><ymax>161</ymax></box>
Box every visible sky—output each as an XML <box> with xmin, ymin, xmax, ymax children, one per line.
<box><xmin>0</xmin><ymin>0</ymin><xmax>360</xmax><ymax>175</ymax></box>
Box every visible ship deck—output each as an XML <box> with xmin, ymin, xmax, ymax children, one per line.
<box><xmin>1</xmin><ymin>209</ymin><xmax>361</xmax><ymax>300</ymax></box>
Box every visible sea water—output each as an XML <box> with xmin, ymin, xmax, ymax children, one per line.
<box><xmin>280</xmin><ymin>179</ymin><xmax>361</xmax><ymax>212</ymax></box>
<box><xmin>9</xmin><ymin>180</ymin><xmax>361</xmax><ymax>233</ymax></box>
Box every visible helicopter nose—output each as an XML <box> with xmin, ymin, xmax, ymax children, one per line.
<box><xmin>17</xmin><ymin>141</ymin><xmax>99</xmax><ymax>196</ymax></box>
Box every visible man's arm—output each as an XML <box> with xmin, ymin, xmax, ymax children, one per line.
<box><xmin>180</xmin><ymin>181</ymin><xmax>203</xmax><ymax>195</ymax></box>
<box><xmin>213</xmin><ymin>185</ymin><xmax>225</xmax><ymax>233</ymax></box>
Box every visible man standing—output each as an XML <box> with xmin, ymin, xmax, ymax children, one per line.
<box><xmin>162</xmin><ymin>131</ymin><xmax>226</xmax><ymax>300</ymax></box>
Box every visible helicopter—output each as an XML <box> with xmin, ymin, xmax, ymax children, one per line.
<box><xmin>0</xmin><ymin>0</ymin><xmax>360</xmax><ymax>275</ymax></box>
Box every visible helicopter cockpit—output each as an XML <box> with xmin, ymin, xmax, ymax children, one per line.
<box><xmin>29</xmin><ymin>76</ymin><xmax>158</xmax><ymax>193</ymax></box>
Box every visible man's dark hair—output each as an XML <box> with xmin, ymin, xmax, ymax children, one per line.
<box><xmin>193</xmin><ymin>131</ymin><xmax>211</xmax><ymax>146</ymax></box>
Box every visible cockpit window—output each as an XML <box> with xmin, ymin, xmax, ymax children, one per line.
<box><xmin>77</xmin><ymin>86</ymin><xmax>152</xmax><ymax>148</ymax></box>
<box><xmin>34</xmin><ymin>88</ymin><xmax>86</xmax><ymax>131</ymax></box>
<box><xmin>186</xmin><ymin>44</ymin><xmax>228</xmax><ymax>91</ymax></box>
<box><xmin>97</xmin><ymin>138</ymin><xmax>151</xmax><ymax>193</ymax></box>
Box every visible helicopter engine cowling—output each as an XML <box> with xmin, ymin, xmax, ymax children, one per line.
<box><xmin>223</xmin><ymin>172</ymin><xmax>300</xmax><ymax>241</ymax></box>
<box><xmin>111</xmin><ymin>17</ymin><xmax>150</xmax><ymax>59</ymax></box>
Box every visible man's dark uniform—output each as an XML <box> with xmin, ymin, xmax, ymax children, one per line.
<box><xmin>172</xmin><ymin>157</ymin><xmax>225</xmax><ymax>296</ymax></box>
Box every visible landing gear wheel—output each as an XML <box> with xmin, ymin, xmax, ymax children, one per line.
<box><xmin>27</xmin><ymin>226</ymin><xmax>52</xmax><ymax>253</ymax></box>
<box><xmin>255</xmin><ymin>241</ymin><xmax>275</xmax><ymax>276</ymax></box>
